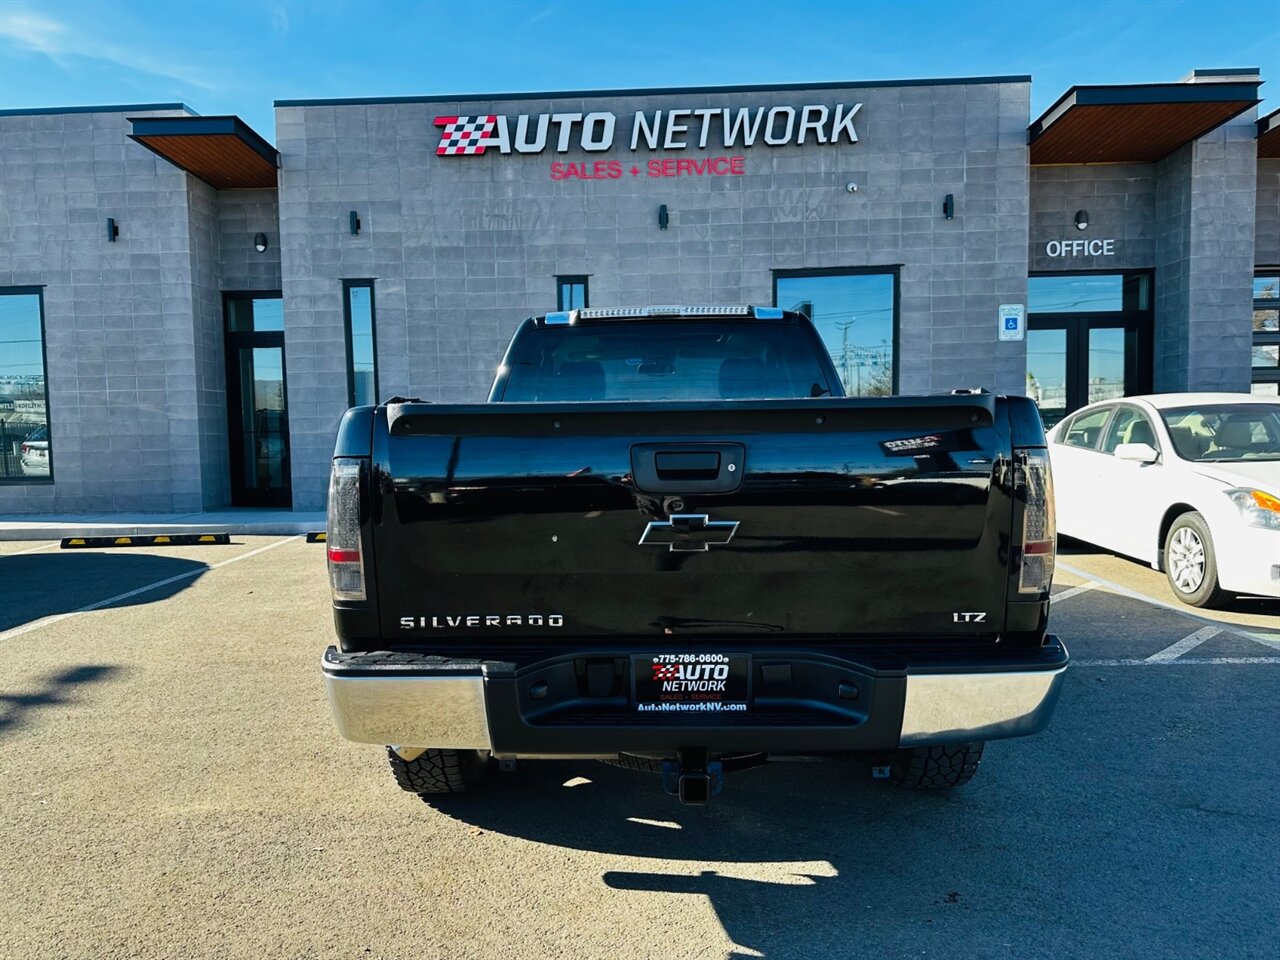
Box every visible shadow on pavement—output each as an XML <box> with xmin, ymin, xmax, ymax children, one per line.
<box><xmin>0</xmin><ymin>553</ymin><xmax>209</xmax><ymax>632</ymax></box>
<box><xmin>413</xmin><ymin>742</ymin><xmax>1276</xmax><ymax>958</ymax></box>
<box><xmin>0</xmin><ymin>664</ymin><xmax>121</xmax><ymax>733</ymax></box>
<box><xmin>430</xmin><ymin>759</ymin><xmax>952</xmax><ymax>958</ymax></box>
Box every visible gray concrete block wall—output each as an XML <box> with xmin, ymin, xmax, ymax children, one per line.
<box><xmin>218</xmin><ymin>189</ymin><xmax>282</xmax><ymax>290</ymax></box>
<box><xmin>1029</xmin><ymin>164</ymin><xmax>1156</xmax><ymax>271</ymax></box>
<box><xmin>276</xmin><ymin>81</ymin><xmax>1032</xmax><ymax>510</ymax></box>
<box><xmin>187</xmin><ymin>178</ymin><xmax>228</xmax><ymax>509</ymax></box>
<box><xmin>1155</xmin><ymin>112</ymin><xmax>1258</xmax><ymax>392</ymax></box>
<box><xmin>1257</xmin><ymin>158</ymin><xmax>1280</xmax><ymax>267</ymax></box>
<box><xmin>0</xmin><ymin>107</ymin><xmax>210</xmax><ymax>514</ymax></box>
<box><xmin>1155</xmin><ymin>144</ymin><xmax>1194</xmax><ymax>389</ymax></box>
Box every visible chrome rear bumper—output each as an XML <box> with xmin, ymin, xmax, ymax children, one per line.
<box><xmin>325</xmin><ymin>673</ymin><xmax>491</xmax><ymax>749</ymax></box>
<box><xmin>323</xmin><ymin>641</ymin><xmax>1068</xmax><ymax>753</ymax></box>
<box><xmin>898</xmin><ymin>665</ymin><xmax>1067</xmax><ymax>746</ymax></box>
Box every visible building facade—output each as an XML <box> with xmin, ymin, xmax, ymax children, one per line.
<box><xmin>1</xmin><ymin>69</ymin><xmax>1277</xmax><ymax>514</ymax></box>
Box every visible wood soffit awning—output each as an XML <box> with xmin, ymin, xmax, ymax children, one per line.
<box><xmin>128</xmin><ymin>116</ymin><xmax>278</xmax><ymax>189</ymax></box>
<box><xmin>1259</xmin><ymin>107</ymin><xmax>1280</xmax><ymax>159</ymax></box>
<box><xmin>1028</xmin><ymin>82</ymin><xmax>1261</xmax><ymax>165</ymax></box>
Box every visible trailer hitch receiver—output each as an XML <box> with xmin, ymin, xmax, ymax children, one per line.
<box><xmin>662</xmin><ymin>748</ymin><xmax>724</xmax><ymax>805</ymax></box>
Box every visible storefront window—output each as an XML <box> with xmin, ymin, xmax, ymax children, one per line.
<box><xmin>227</xmin><ymin>296</ymin><xmax>284</xmax><ymax>332</ymax></box>
<box><xmin>774</xmin><ymin>269</ymin><xmax>897</xmax><ymax>396</ymax></box>
<box><xmin>0</xmin><ymin>288</ymin><xmax>52</xmax><ymax>482</ymax></box>
<box><xmin>557</xmin><ymin>276</ymin><xmax>588</xmax><ymax>311</ymax></box>
<box><xmin>343</xmin><ymin>280</ymin><xmax>379</xmax><ymax>407</ymax></box>
<box><xmin>1028</xmin><ymin>273</ymin><xmax>1149</xmax><ymax>314</ymax></box>
<box><xmin>1253</xmin><ymin>272</ymin><xmax>1280</xmax><ymax>396</ymax></box>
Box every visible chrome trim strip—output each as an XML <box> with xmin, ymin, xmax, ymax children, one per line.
<box><xmin>324</xmin><ymin>672</ymin><xmax>492</xmax><ymax>749</ymax></box>
<box><xmin>899</xmin><ymin>664</ymin><xmax>1068</xmax><ymax>745</ymax></box>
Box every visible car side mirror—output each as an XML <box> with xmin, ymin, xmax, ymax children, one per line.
<box><xmin>1115</xmin><ymin>442</ymin><xmax>1159</xmax><ymax>464</ymax></box>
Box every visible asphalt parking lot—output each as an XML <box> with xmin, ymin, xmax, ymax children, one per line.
<box><xmin>1</xmin><ymin>536</ymin><xmax>1277</xmax><ymax>960</ymax></box>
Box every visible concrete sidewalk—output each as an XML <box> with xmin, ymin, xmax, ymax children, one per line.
<box><xmin>0</xmin><ymin>509</ymin><xmax>325</xmax><ymax>541</ymax></box>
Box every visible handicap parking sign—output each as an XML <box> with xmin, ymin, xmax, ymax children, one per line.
<box><xmin>997</xmin><ymin>304</ymin><xmax>1026</xmax><ymax>342</ymax></box>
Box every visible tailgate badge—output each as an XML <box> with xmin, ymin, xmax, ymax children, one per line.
<box><xmin>640</xmin><ymin>514</ymin><xmax>739</xmax><ymax>552</ymax></box>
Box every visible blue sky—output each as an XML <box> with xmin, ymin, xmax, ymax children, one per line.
<box><xmin>1</xmin><ymin>0</ymin><xmax>1276</xmax><ymax>139</ymax></box>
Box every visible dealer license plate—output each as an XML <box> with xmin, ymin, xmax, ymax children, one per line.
<box><xmin>632</xmin><ymin>653</ymin><xmax>750</xmax><ymax>714</ymax></box>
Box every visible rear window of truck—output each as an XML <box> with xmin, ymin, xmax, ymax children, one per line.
<box><xmin>498</xmin><ymin>321</ymin><xmax>835</xmax><ymax>402</ymax></box>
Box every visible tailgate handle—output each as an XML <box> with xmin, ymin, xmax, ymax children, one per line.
<box><xmin>655</xmin><ymin>451</ymin><xmax>720</xmax><ymax>479</ymax></box>
<box><xmin>631</xmin><ymin>443</ymin><xmax>744</xmax><ymax>494</ymax></box>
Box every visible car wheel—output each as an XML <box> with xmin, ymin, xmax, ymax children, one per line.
<box><xmin>1163</xmin><ymin>512</ymin><xmax>1229</xmax><ymax>608</ymax></box>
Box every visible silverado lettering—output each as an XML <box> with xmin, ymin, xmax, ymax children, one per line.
<box><xmin>399</xmin><ymin>614</ymin><xmax>565</xmax><ymax>629</ymax></box>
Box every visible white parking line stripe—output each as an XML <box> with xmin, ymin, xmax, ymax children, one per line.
<box><xmin>1055</xmin><ymin>560</ymin><xmax>1280</xmax><ymax>647</ymax></box>
<box><xmin>0</xmin><ymin>536</ymin><xmax>301</xmax><ymax>642</ymax></box>
<box><xmin>1052</xmin><ymin>580</ymin><xmax>1100</xmax><ymax>603</ymax></box>
<box><xmin>2</xmin><ymin>542</ymin><xmax>59</xmax><ymax>556</ymax></box>
<box><xmin>1244</xmin><ymin>633</ymin><xmax>1280</xmax><ymax>652</ymax></box>
<box><xmin>1074</xmin><ymin>656</ymin><xmax>1280</xmax><ymax>667</ymax></box>
<box><xmin>1144</xmin><ymin>626</ymin><xmax>1222</xmax><ymax>663</ymax></box>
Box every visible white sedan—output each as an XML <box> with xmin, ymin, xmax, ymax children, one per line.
<box><xmin>1046</xmin><ymin>393</ymin><xmax>1280</xmax><ymax>607</ymax></box>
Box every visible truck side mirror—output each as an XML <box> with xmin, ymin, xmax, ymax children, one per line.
<box><xmin>1114</xmin><ymin>442</ymin><xmax>1159</xmax><ymax>464</ymax></box>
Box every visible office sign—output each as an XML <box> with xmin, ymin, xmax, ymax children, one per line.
<box><xmin>434</xmin><ymin>104</ymin><xmax>863</xmax><ymax>156</ymax></box>
<box><xmin>1044</xmin><ymin>239</ymin><xmax>1116</xmax><ymax>258</ymax></box>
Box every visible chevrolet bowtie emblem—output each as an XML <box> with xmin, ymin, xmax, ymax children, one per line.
<box><xmin>639</xmin><ymin>514</ymin><xmax>739</xmax><ymax>552</ymax></box>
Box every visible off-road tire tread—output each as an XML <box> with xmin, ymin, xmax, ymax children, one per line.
<box><xmin>891</xmin><ymin>741</ymin><xmax>984</xmax><ymax>789</ymax></box>
<box><xmin>387</xmin><ymin>748</ymin><xmax>489</xmax><ymax>795</ymax></box>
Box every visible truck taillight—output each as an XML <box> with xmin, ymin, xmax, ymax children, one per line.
<box><xmin>1016</xmin><ymin>449</ymin><xmax>1056</xmax><ymax>596</ymax></box>
<box><xmin>327</xmin><ymin>458</ymin><xmax>366</xmax><ymax>601</ymax></box>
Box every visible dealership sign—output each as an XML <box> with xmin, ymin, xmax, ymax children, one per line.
<box><xmin>434</xmin><ymin>104</ymin><xmax>863</xmax><ymax>156</ymax></box>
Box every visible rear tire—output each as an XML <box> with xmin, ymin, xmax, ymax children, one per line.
<box><xmin>1163</xmin><ymin>512</ymin><xmax>1229</xmax><ymax>608</ymax></box>
<box><xmin>890</xmin><ymin>742</ymin><xmax>984</xmax><ymax>789</ymax></box>
<box><xmin>387</xmin><ymin>747</ymin><xmax>491</xmax><ymax>796</ymax></box>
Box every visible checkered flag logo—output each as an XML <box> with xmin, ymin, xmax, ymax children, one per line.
<box><xmin>434</xmin><ymin>115</ymin><xmax>498</xmax><ymax>156</ymax></box>
<box><xmin>652</xmin><ymin>663</ymin><xmax>679</xmax><ymax>681</ymax></box>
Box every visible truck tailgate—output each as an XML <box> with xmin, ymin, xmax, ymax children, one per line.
<box><xmin>373</xmin><ymin>395</ymin><xmax>1014</xmax><ymax>641</ymax></box>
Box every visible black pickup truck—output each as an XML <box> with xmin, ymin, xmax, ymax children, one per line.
<box><xmin>322</xmin><ymin>305</ymin><xmax>1067</xmax><ymax>804</ymax></box>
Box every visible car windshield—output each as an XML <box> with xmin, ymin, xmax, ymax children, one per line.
<box><xmin>499</xmin><ymin>320</ymin><xmax>835</xmax><ymax>402</ymax></box>
<box><xmin>1160</xmin><ymin>403</ymin><xmax>1280</xmax><ymax>462</ymax></box>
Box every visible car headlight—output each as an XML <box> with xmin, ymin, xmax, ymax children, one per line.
<box><xmin>1226</xmin><ymin>488</ymin><xmax>1280</xmax><ymax>529</ymax></box>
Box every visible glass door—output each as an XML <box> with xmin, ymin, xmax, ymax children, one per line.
<box><xmin>224</xmin><ymin>294</ymin><xmax>290</xmax><ymax>508</ymax></box>
<box><xmin>1025</xmin><ymin>328</ymin><xmax>1068</xmax><ymax>424</ymax></box>
<box><xmin>1086</xmin><ymin>327</ymin><xmax>1128</xmax><ymax>405</ymax></box>
<box><xmin>1027</xmin><ymin>272</ymin><xmax>1153</xmax><ymax>425</ymax></box>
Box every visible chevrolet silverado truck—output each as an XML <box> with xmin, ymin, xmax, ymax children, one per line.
<box><xmin>322</xmin><ymin>305</ymin><xmax>1067</xmax><ymax>804</ymax></box>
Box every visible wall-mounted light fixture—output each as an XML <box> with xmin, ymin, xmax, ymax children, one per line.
<box><xmin>253</xmin><ymin>232</ymin><xmax>268</xmax><ymax>253</ymax></box>
<box><xmin>1075</xmin><ymin>209</ymin><xmax>1089</xmax><ymax>230</ymax></box>
<box><xmin>657</xmin><ymin>204</ymin><xmax>669</xmax><ymax>230</ymax></box>
<box><xmin>845</xmin><ymin>181</ymin><xmax>858</xmax><ymax>193</ymax></box>
<box><xmin>942</xmin><ymin>194</ymin><xmax>955</xmax><ymax>220</ymax></box>
<box><xmin>349</xmin><ymin>211</ymin><xmax>361</xmax><ymax>236</ymax></box>
<box><xmin>107</xmin><ymin>217</ymin><xmax>119</xmax><ymax>241</ymax></box>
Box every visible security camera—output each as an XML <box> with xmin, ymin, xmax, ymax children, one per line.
<box><xmin>845</xmin><ymin>181</ymin><xmax>858</xmax><ymax>193</ymax></box>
